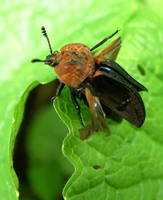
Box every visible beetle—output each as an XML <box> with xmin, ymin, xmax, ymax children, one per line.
<box><xmin>32</xmin><ymin>26</ymin><xmax>147</xmax><ymax>139</ymax></box>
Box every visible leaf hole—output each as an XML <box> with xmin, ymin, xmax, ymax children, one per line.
<box><xmin>13</xmin><ymin>81</ymin><xmax>72</xmax><ymax>200</ymax></box>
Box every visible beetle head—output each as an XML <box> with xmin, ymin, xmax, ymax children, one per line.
<box><xmin>31</xmin><ymin>26</ymin><xmax>59</xmax><ymax>67</ymax></box>
<box><xmin>31</xmin><ymin>51</ymin><xmax>59</xmax><ymax>67</ymax></box>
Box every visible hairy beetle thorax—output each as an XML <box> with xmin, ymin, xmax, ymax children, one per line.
<box><xmin>55</xmin><ymin>43</ymin><xmax>95</xmax><ymax>88</ymax></box>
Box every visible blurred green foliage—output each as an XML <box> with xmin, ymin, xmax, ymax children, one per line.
<box><xmin>1</xmin><ymin>0</ymin><xmax>163</xmax><ymax>200</ymax></box>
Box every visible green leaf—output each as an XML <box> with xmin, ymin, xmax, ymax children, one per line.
<box><xmin>1</xmin><ymin>0</ymin><xmax>163</xmax><ymax>200</ymax></box>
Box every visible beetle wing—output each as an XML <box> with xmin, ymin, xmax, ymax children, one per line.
<box><xmin>94</xmin><ymin>37</ymin><xmax>121</xmax><ymax>63</ymax></box>
<box><xmin>90</xmin><ymin>70</ymin><xmax>146</xmax><ymax>127</ymax></box>
<box><xmin>76</xmin><ymin>90</ymin><xmax>122</xmax><ymax>123</ymax></box>
<box><xmin>102</xmin><ymin>104</ymin><xmax>123</xmax><ymax>123</ymax></box>
<box><xmin>98</xmin><ymin>66</ymin><xmax>139</xmax><ymax>93</ymax></box>
<box><xmin>101</xmin><ymin>59</ymin><xmax>147</xmax><ymax>92</ymax></box>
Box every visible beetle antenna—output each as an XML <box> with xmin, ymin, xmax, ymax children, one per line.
<box><xmin>41</xmin><ymin>26</ymin><xmax>53</xmax><ymax>54</ymax></box>
<box><xmin>90</xmin><ymin>29</ymin><xmax>119</xmax><ymax>51</ymax></box>
<box><xmin>31</xmin><ymin>59</ymin><xmax>46</xmax><ymax>63</ymax></box>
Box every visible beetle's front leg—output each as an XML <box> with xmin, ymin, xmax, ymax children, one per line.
<box><xmin>70</xmin><ymin>88</ymin><xmax>85</xmax><ymax>127</ymax></box>
<box><xmin>52</xmin><ymin>79</ymin><xmax>65</xmax><ymax>100</ymax></box>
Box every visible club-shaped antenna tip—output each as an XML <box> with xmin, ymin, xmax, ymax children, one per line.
<box><xmin>31</xmin><ymin>59</ymin><xmax>41</xmax><ymax>63</ymax></box>
<box><xmin>40</xmin><ymin>26</ymin><xmax>53</xmax><ymax>54</ymax></box>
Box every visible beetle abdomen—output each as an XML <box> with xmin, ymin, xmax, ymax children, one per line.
<box><xmin>55</xmin><ymin>43</ymin><xmax>95</xmax><ymax>88</ymax></box>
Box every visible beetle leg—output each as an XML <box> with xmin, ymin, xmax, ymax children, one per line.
<box><xmin>70</xmin><ymin>89</ymin><xmax>85</xmax><ymax>127</ymax></box>
<box><xmin>56</xmin><ymin>81</ymin><xmax>64</xmax><ymax>96</ymax></box>
<box><xmin>90</xmin><ymin>29</ymin><xmax>119</xmax><ymax>51</ymax></box>
<box><xmin>80</xmin><ymin>88</ymin><xmax>108</xmax><ymax>139</ymax></box>
<box><xmin>51</xmin><ymin>79</ymin><xmax>65</xmax><ymax>100</ymax></box>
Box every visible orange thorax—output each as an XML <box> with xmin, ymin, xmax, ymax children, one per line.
<box><xmin>55</xmin><ymin>43</ymin><xmax>95</xmax><ymax>88</ymax></box>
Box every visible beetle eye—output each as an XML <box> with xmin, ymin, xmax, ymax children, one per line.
<box><xmin>45</xmin><ymin>54</ymin><xmax>58</xmax><ymax>66</ymax></box>
<box><xmin>46</xmin><ymin>54</ymin><xmax>55</xmax><ymax>60</ymax></box>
